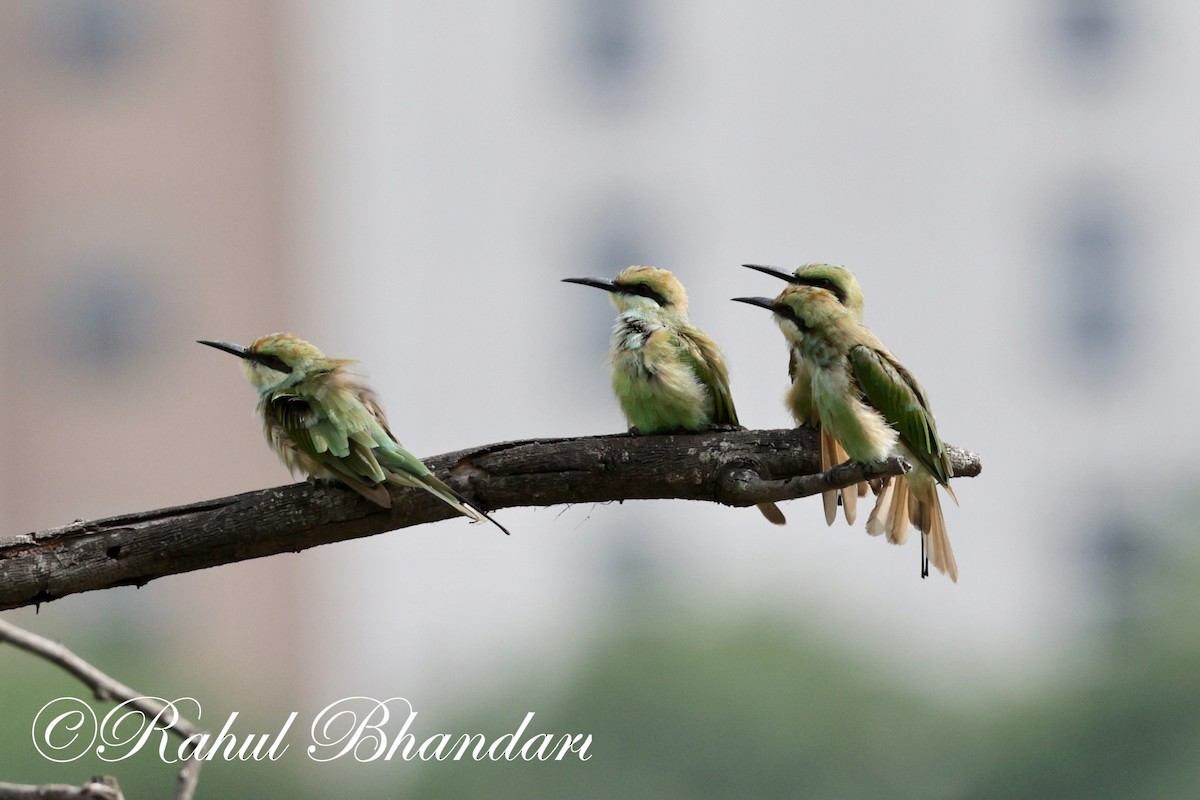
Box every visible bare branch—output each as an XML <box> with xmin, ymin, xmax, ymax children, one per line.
<box><xmin>0</xmin><ymin>776</ymin><xmax>123</xmax><ymax>800</ymax></box>
<box><xmin>174</xmin><ymin>759</ymin><xmax>200</xmax><ymax>800</ymax></box>
<box><xmin>0</xmin><ymin>618</ymin><xmax>203</xmax><ymax>800</ymax></box>
<box><xmin>0</xmin><ymin>428</ymin><xmax>981</xmax><ymax>611</ymax></box>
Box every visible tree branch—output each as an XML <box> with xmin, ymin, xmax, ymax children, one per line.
<box><xmin>0</xmin><ymin>776</ymin><xmax>123</xmax><ymax>800</ymax></box>
<box><xmin>0</xmin><ymin>428</ymin><xmax>981</xmax><ymax>611</ymax></box>
<box><xmin>0</xmin><ymin>618</ymin><xmax>203</xmax><ymax>800</ymax></box>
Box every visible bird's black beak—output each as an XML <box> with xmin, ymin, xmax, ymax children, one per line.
<box><xmin>730</xmin><ymin>296</ymin><xmax>778</xmax><ymax>312</ymax></box>
<box><xmin>742</xmin><ymin>264</ymin><xmax>799</xmax><ymax>283</ymax></box>
<box><xmin>197</xmin><ymin>339</ymin><xmax>250</xmax><ymax>358</ymax></box>
<box><xmin>561</xmin><ymin>277</ymin><xmax>620</xmax><ymax>293</ymax></box>
<box><xmin>198</xmin><ymin>339</ymin><xmax>290</xmax><ymax>373</ymax></box>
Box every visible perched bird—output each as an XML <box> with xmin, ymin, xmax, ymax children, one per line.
<box><xmin>732</xmin><ymin>281</ymin><xmax>959</xmax><ymax>580</ymax></box>
<box><xmin>198</xmin><ymin>333</ymin><xmax>509</xmax><ymax>534</ymax></box>
<box><xmin>743</xmin><ymin>263</ymin><xmax>871</xmax><ymax>526</ymax></box>
<box><xmin>563</xmin><ymin>266</ymin><xmax>785</xmax><ymax>525</ymax></box>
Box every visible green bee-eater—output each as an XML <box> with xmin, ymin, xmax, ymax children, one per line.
<box><xmin>733</xmin><ymin>282</ymin><xmax>959</xmax><ymax>580</ymax></box>
<box><xmin>743</xmin><ymin>263</ymin><xmax>872</xmax><ymax>527</ymax></box>
<box><xmin>198</xmin><ymin>333</ymin><xmax>509</xmax><ymax>534</ymax></box>
<box><xmin>563</xmin><ymin>266</ymin><xmax>786</xmax><ymax>526</ymax></box>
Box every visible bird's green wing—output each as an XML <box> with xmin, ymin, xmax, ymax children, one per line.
<box><xmin>848</xmin><ymin>346</ymin><xmax>952</xmax><ymax>485</ymax></box>
<box><xmin>677</xmin><ymin>327</ymin><xmax>739</xmax><ymax>426</ymax></box>
<box><xmin>353</xmin><ymin>390</ymin><xmax>435</xmax><ymax>481</ymax></box>
<box><xmin>268</xmin><ymin>393</ymin><xmax>389</xmax><ymax>487</ymax></box>
<box><xmin>786</xmin><ymin>347</ymin><xmax>818</xmax><ymax>425</ymax></box>
<box><xmin>373</xmin><ymin>441</ymin><xmax>436</xmax><ymax>481</ymax></box>
<box><xmin>355</xmin><ymin>392</ymin><xmax>510</xmax><ymax>534</ymax></box>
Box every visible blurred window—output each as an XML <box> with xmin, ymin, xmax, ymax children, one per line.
<box><xmin>38</xmin><ymin>0</ymin><xmax>144</xmax><ymax>74</ymax></box>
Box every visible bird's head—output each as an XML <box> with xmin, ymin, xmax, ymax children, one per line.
<box><xmin>563</xmin><ymin>265</ymin><xmax>689</xmax><ymax>316</ymax></box>
<box><xmin>731</xmin><ymin>282</ymin><xmax>851</xmax><ymax>343</ymax></box>
<box><xmin>198</xmin><ymin>333</ymin><xmax>336</xmax><ymax>393</ymax></box>
<box><xmin>742</xmin><ymin>262</ymin><xmax>864</xmax><ymax>320</ymax></box>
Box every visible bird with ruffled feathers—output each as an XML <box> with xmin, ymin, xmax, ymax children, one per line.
<box><xmin>199</xmin><ymin>333</ymin><xmax>508</xmax><ymax>534</ymax></box>
<box><xmin>734</xmin><ymin>271</ymin><xmax>959</xmax><ymax>580</ymax></box>
<box><xmin>564</xmin><ymin>266</ymin><xmax>786</xmax><ymax>526</ymax></box>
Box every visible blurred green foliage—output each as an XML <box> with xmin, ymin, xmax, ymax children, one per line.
<box><xmin>406</xmin><ymin>540</ymin><xmax>1200</xmax><ymax>799</ymax></box>
<box><xmin>3</xmin><ymin>544</ymin><xmax>1199</xmax><ymax>798</ymax></box>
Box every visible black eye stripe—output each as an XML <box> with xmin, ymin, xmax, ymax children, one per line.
<box><xmin>252</xmin><ymin>353</ymin><xmax>291</xmax><ymax>373</ymax></box>
<box><xmin>773</xmin><ymin>303</ymin><xmax>811</xmax><ymax>332</ymax></box>
<box><xmin>792</xmin><ymin>276</ymin><xmax>847</xmax><ymax>306</ymax></box>
<box><xmin>617</xmin><ymin>282</ymin><xmax>668</xmax><ymax>306</ymax></box>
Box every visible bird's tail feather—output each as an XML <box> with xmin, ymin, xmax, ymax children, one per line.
<box><xmin>345</xmin><ymin>479</ymin><xmax>393</xmax><ymax>509</ymax></box>
<box><xmin>819</xmin><ymin>430</ymin><xmax>838</xmax><ymax>526</ymax></box>
<box><xmin>389</xmin><ymin>472</ymin><xmax>510</xmax><ymax>535</ymax></box>
<box><xmin>868</xmin><ymin>470</ymin><xmax>957</xmax><ymax>580</ymax></box>
<box><xmin>865</xmin><ymin>475</ymin><xmax>912</xmax><ymax>545</ymax></box>
<box><xmin>757</xmin><ymin>502</ymin><xmax>787</xmax><ymax>526</ymax></box>
<box><xmin>886</xmin><ymin>474</ymin><xmax>911</xmax><ymax>545</ymax></box>
<box><xmin>942</xmin><ymin>480</ymin><xmax>960</xmax><ymax>507</ymax></box>
<box><xmin>911</xmin><ymin>481</ymin><xmax>957</xmax><ymax>582</ymax></box>
<box><xmin>865</xmin><ymin>478</ymin><xmax>893</xmax><ymax>538</ymax></box>
<box><xmin>820</xmin><ymin>430</ymin><xmax>869</xmax><ymax>526</ymax></box>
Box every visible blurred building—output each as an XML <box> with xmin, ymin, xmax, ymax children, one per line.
<box><xmin>0</xmin><ymin>0</ymin><xmax>303</xmax><ymax>702</ymax></box>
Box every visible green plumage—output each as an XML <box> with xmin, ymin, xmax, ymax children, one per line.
<box><xmin>609</xmin><ymin>321</ymin><xmax>737</xmax><ymax>433</ymax></box>
<box><xmin>734</xmin><ymin>268</ymin><xmax>960</xmax><ymax>580</ymax></box>
<box><xmin>264</xmin><ymin>389</ymin><xmax>441</xmax><ymax>499</ymax></box>
<box><xmin>565</xmin><ymin>266</ymin><xmax>785</xmax><ymax>525</ymax></box>
<box><xmin>848</xmin><ymin>346</ymin><xmax>952</xmax><ymax>486</ymax></box>
<box><xmin>199</xmin><ymin>333</ymin><xmax>508</xmax><ymax>534</ymax></box>
<box><xmin>741</xmin><ymin>263</ymin><xmax>873</xmax><ymax>527</ymax></box>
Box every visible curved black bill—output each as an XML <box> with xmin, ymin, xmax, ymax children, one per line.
<box><xmin>730</xmin><ymin>296</ymin><xmax>777</xmax><ymax>312</ymax></box>
<box><xmin>742</xmin><ymin>264</ymin><xmax>799</xmax><ymax>283</ymax></box>
<box><xmin>198</xmin><ymin>339</ymin><xmax>291</xmax><ymax>374</ymax></box>
<box><xmin>197</xmin><ymin>340</ymin><xmax>249</xmax><ymax>358</ymax></box>
<box><xmin>562</xmin><ymin>277</ymin><xmax>620</xmax><ymax>293</ymax></box>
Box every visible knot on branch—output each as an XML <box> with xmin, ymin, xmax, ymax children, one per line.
<box><xmin>714</xmin><ymin>454</ymin><xmax>916</xmax><ymax>509</ymax></box>
<box><xmin>448</xmin><ymin>461</ymin><xmax>493</xmax><ymax>509</ymax></box>
<box><xmin>714</xmin><ymin>461</ymin><xmax>774</xmax><ymax>508</ymax></box>
<box><xmin>83</xmin><ymin>775</ymin><xmax>124</xmax><ymax>800</ymax></box>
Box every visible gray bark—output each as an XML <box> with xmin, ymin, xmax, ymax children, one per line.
<box><xmin>0</xmin><ymin>428</ymin><xmax>981</xmax><ymax>611</ymax></box>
